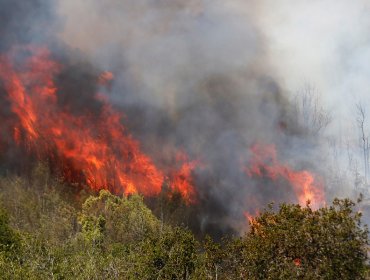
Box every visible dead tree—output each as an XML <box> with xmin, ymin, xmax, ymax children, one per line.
<box><xmin>356</xmin><ymin>103</ymin><xmax>370</xmax><ymax>184</ymax></box>
<box><xmin>293</xmin><ymin>85</ymin><xmax>332</xmax><ymax>136</ymax></box>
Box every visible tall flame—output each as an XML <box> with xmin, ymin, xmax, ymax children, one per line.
<box><xmin>0</xmin><ymin>45</ymin><xmax>326</xmax><ymax>217</ymax></box>
<box><xmin>0</xmin><ymin>45</ymin><xmax>197</xmax><ymax>201</ymax></box>
<box><xmin>168</xmin><ymin>151</ymin><xmax>200</xmax><ymax>203</ymax></box>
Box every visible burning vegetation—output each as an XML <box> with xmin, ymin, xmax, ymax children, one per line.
<box><xmin>0</xmin><ymin>44</ymin><xmax>328</xmax><ymax>231</ymax></box>
<box><xmin>0</xmin><ymin>0</ymin><xmax>346</xmax><ymax>238</ymax></box>
<box><xmin>0</xmin><ymin>45</ymin><xmax>198</xmax><ymax>202</ymax></box>
<box><xmin>0</xmin><ymin>0</ymin><xmax>369</xmax><ymax>278</ymax></box>
<box><xmin>246</xmin><ymin>143</ymin><xmax>325</xmax><ymax>209</ymax></box>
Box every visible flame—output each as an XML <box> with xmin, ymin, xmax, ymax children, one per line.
<box><xmin>243</xmin><ymin>211</ymin><xmax>264</xmax><ymax>236</ymax></box>
<box><xmin>244</xmin><ymin>211</ymin><xmax>259</xmax><ymax>225</ymax></box>
<box><xmin>0</xmin><ymin>45</ymin><xmax>196</xmax><ymax>202</ymax></box>
<box><xmin>168</xmin><ymin>151</ymin><xmax>199</xmax><ymax>203</ymax></box>
<box><xmin>98</xmin><ymin>71</ymin><xmax>114</xmax><ymax>86</ymax></box>
<box><xmin>293</xmin><ymin>258</ymin><xmax>301</xmax><ymax>267</ymax></box>
<box><xmin>246</xmin><ymin>143</ymin><xmax>325</xmax><ymax>209</ymax></box>
<box><xmin>0</xmin><ymin>45</ymin><xmax>325</xmax><ymax>210</ymax></box>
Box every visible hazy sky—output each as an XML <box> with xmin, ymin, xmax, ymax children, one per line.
<box><xmin>256</xmin><ymin>0</ymin><xmax>370</xmax><ymax>131</ymax></box>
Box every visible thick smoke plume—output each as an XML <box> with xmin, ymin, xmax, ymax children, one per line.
<box><xmin>2</xmin><ymin>0</ymin><xmax>361</xmax><ymax>235</ymax></box>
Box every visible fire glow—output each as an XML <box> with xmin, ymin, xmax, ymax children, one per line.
<box><xmin>0</xmin><ymin>45</ymin><xmax>326</xmax><ymax>227</ymax></box>
<box><xmin>0</xmin><ymin>45</ymin><xmax>197</xmax><ymax>202</ymax></box>
<box><xmin>246</xmin><ymin>143</ymin><xmax>325</xmax><ymax>209</ymax></box>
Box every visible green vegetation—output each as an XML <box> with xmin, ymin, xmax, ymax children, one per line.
<box><xmin>207</xmin><ymin>200</ymin><xmax>369</xmax><ymax>279</ymax></box>
<box><xmin>0</xmin><ymin>165</ymin><xmax>368</xmax><ymax>279</ymax></box>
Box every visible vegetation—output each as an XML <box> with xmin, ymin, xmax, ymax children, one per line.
<box><xmin>0</xmin><ymin>165</ymin><xmax>368</xmax><ymax>279</ymax></box>
<box><xmin>208</xmin><ymin>200</ymin><xmax>369</xmax><ymax>279</ymax></box>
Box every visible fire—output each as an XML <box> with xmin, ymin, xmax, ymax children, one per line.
<box><xmin>244</xmin><ymin>211</ymin><xmax>259</xmax><ymax>225</ymax></box>
<box><xmin>293</xmin><ymin>258</ymin><xmax>301</xmax><ymax>267</ymax></box>
<box><xmin>0</xmin><ymin>44</ymin><xmax>326</xmax><ymax>216</ymax></box>
<box><xmin>243</xmin><ymin>211</ymin><xmax>264</xmax><ymax>236</ymax></box>
<box><xmin>246</xmin><ymin>143</ymin><xmax>325</xmax><ymax>209</ymax></box>
<box><xmin>168</xmin><ymin>151</ymin><xmax>200</xmax><ymax>203</ymax></box>
<box><xmin>98</xmin><ymin>71</ymin><xmax>114</xmax><ymax>86</ymax></box>
<box><xmin>0</xmin><ymin>45</ymin><xmax>197</xmax><ymax>202</ymax></box>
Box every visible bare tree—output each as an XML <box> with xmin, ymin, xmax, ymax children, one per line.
<box><xmin>293</xmin><ymin>84</ymin><xmax>332</xmax><ymax>136</ymax></box>
<box><xmin>356</xmin><ymin>103</ymin><xmax>370</xmax><ymax>184</ymax></box>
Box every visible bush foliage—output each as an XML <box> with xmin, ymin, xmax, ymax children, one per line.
<box><xmin>0</xmin><ymin>167</ymin><xmax>368</xmax><ymax>279</ymax></box>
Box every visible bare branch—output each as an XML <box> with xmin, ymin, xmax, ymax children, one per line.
<box><xmin>293</xmin><ymin>84</ymin><xmax>332</xmax><ymax>136</ymax></box>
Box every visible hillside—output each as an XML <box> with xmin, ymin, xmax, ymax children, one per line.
<box><xmin>0</xmin><ymin>165</ymin><xmax>368</xmax><ymax>279</ymax></box>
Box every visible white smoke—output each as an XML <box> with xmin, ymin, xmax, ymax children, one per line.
<box><xmin>0</xmin><ymin>0</ymin><xmax>364</xmax><ymax>231</ymax></box>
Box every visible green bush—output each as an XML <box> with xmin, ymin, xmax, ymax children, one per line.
<box><xmin>0</xmin><ymin>169</ymin><xmax>368</xmax><ymax>279</ymax></box>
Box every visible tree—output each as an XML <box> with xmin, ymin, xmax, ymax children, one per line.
<box><xmin>0</xmin><ymin>171</ymin><xmax>368</xmax><ymax>279</ymax></box>
<box><xmin>79</xmin><ymin>190</ymin><xmax>199</xmax><ymax>280</ymax></box>
<box><xmin>129</xmin><ymin>226</ymin><xmax>198</xmax><ymax>280</ymax></box>
<box><xmin>225</xmin><ymin>199</ymin><xmax>369</xmax><ymax>279</ymax></box>
<box><xmin>79</xmin><ymin>190</ymin><xmax>161</xmax><ymax>246</ymax></box>
<box><xmin>356</xmin><ymin>103</ymin><xmax>370</xmax><ymax>184</ymax></box>
<box><xmin>195</xmin><ymin>236</ymin><xmax>226</xmax><ymax>280</ymax></box>
<box><xmin>292</xmin><ymin>85</ymin><xmax>331</xmax><ymax>136</ymax></box>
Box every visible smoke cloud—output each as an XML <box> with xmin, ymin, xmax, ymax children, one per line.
<box><xmin>56</xmin><ymin>0</ymin><xmax>295</xmax><ymax>233</ymax></box>
<box><xmin>1</xmin><ymin>0</ymin><xmax>368</xmax><ymax>234</ymax></box>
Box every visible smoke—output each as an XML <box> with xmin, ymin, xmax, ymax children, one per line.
<box><xmin>254</xmin><ymin>1</ymin><xmax>370</xmax><ymax>207</ymax></box>
<box><xmin>0</xmin><ymin>0</ymin><xmax>367</xmax><ymax>234</ymax></box>
<box><xmin>255</xmin><ymin>0</ymin><xmax>370</xmax><ymax>126</ymax></box>
<box><xmin>53</xmin><ymin>0</ymin><xmax>319</xmax><ymax>234</ymax></box>
<box><xmin>0</xmin><ymin>0</ymin><xmax>58</xmax><ymax>50</ymax></box>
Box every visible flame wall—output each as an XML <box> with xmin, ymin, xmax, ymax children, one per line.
<box><xmin>0</xmin><ymin>0</ymin><xmax>333</xmax><ymax>235</ymax></box>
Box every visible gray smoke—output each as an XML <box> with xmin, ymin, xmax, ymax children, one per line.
<box><xmin>1</xmin><ymin>0</ymin><xmax>368</xmax><ymax>234</ymax></box>
<box><xmin>0</xmin><ymin>0</ymin><xmax>58</xmax><ymax>50</ymax></box>
<box><xmin>55</xmin><ymin>0</ymin><xmax>312</xmax><ymax>234</ymax></box>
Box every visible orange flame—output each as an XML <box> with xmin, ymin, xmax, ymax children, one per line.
<box><xmin>0</xmin><ymin>45</ymin><xmax>196</xmax><ymax>202</ymax></box>
<box><xmin>244</xmin><ymin>210</ymin><xmax>259</xmax><ymax>225</ymax></box>
<box><xmin>293</xmin><ymin>258</ymin><xmax>301</xmax><ymax>267</ymax></box>
<box><xmin>168</xmin><ymin>151</ymin><xmax>200</xmax><ymax>204</ymax></box>
<box><xmin>246</xmin><ymin>143</ymin><xmax>325</xmax><ymax>209</ymax></box>
<box><xmin>98</xmin><ymin>71</ymin><xmax>114</xmax><ymax>86</ymax></box>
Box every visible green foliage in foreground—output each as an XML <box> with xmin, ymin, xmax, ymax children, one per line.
<box><xmin>205</xmin><ymin>200</ymin><xmax>369</xmax><ymax>280</ymax></box>
<box><xmin>0</xmin><ymin>169</ymin><xmax>368</xmax><ymax>279</ymax></box>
